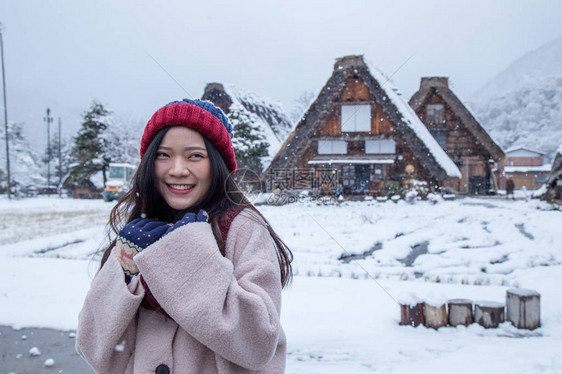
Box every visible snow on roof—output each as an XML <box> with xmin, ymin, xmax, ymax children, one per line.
<box><xmin>308</xmin><ymin>158</ymin><xmax>395</xmax><ymax>165</ymax></box>
<box><xmin>365</xmin><ymin>61</ymin><xmax>462</xmax><ymax>178</ymax></box>
<box><xmin>223</xmin><ymin>84</ymin><xmax>292</xmax><ymax>138</ymax></box>
<box><xmin>223</xmin><ymin>85</ymin><xmax>285</xmax><ymax>119</ymax></box>
<box><xmin>222</xmin><ymin>84</ymin><xmax>289</xmax><ymax>169</ymax></box>
<box><xmin>505</xmin><ymin>146</ymin><xmax>545</xmax><ymax>155</ymax></box>
<box><xmin>505</xmin><ymin>164</ymin><xmax>552</xmax><ymax>173</ymax></box>
<box><xmin>109</xmin><ymin>163</ymin><xmax>136</xmax><ymax>168</ymax></box>
<box><xmin>105</xmin><ymin>180</ymin><xmax>124</xmax><ymax>186</ymax></box>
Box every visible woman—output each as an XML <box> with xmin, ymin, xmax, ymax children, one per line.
<box><xmin>76</xmin><ymin>99</ymin><xmax>293</xmax><ymax>373</ymax></box>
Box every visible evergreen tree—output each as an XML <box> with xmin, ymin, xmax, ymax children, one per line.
<box><xmin>228</xmin><ymin>104</ymin><xmax>269</xmax><ymax>173</ymax></box>
<box><xmin>67</xmin><ymin>101</ymin><xmax>111</xmax><ymax>190</ymax></box>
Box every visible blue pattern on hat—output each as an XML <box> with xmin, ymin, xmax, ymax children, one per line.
<box><xmin>167</xmin><ymin>98</ymin><xmax>233</xmax><ymax>139</ymax></box>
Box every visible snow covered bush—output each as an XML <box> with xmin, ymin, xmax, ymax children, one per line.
<box><xmin>402</xmin><ymin>179</ymin><xmax>429</xmax><ymax>202</ymax></box>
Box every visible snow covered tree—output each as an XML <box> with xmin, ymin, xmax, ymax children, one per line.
<box><xmin>41</xmin><ymin>130</ymin><xmax>72</xmax><ymax>190</ymax></box>
<box><xmin>228</xmin><ymin>104</ymin><xmax>269</xmax><ymax>174</ymax></box>
<box><xmin>66</xmin><ymin>101</ymin><xmax>111</xmax><ymax>191</ymax></box>
<box><xmin>289</xmin><ymin>90</ymin><xmax>315</xmax><ymax>125</ymax></box>
<box><xmin>44</xmin><ymin>134</ymin><xmax>73</xmax><ymax>190</ymax></box>
<box><xmin>41</xmin><ymin>135</ymin><xmax>57</xmax><ymax>169</ymax></box>
<box><xmin>0</xmin><ymin>121</ymin><xmax>45</xmax><ymax>196</ymax></box>
<box><xmin>101</xmin><ymin>116</ymin><xmax>143</xmax><ymax>165</ymax></box>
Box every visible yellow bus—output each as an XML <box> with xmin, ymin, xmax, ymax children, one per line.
<box><xmin>102</xmin><ymin>163</ymin><xmax>136</xmax><ymax>202</ymax></box>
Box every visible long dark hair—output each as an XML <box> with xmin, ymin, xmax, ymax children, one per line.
<box><xmin>100</xmin><ymin>127</ymin><xmax>293</xmax><ymax>287</ymax></box>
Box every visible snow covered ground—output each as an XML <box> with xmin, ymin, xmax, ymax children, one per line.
<box><xmin>0</xmin><ymin>196</ymin><xmax>561</xmax><ymax>373</ymax></box>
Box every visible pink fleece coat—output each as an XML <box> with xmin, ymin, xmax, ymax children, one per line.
<box><xmin>76</xmin><ymin>209</ymin><xmax>286</xmax><ymax>373</ymax></box>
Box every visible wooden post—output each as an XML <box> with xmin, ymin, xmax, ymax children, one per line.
<box><xmin>448</xmin><ymin>298</ymin><xmax>473</xmax><ymax>327</ymax></box>
<box><xmin>423</xmin><ymin>303</ymin><xmax>447</xmax><ymax>329</ymax></box>
<box><xmin>474</xmin><ymin>301</ymin><xmax>504</xmax><ymax>328</ymax></box>
<box><xmin>400</xmin><ymin>303</ymin><xmax>424</xmax><ymax>327</ymax></box>
<box><xmin>506</xmin><ymin>289</ymin><xmax>540</xmax><ymax>330</ymax></box>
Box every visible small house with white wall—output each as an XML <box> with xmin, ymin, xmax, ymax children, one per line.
<box><xmin>504</xmin><ymin>147</ymin><xmax>551</xmax><ymax>190</ymax></box>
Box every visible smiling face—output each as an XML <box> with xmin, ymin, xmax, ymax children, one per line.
<box><xmin>154</xmin><ymin>127</ymin><xmax>212</xmax><ymax>211</ymax></box>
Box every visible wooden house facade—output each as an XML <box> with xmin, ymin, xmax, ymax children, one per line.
<box><xmin>409</xmin><ymin>77</ymin><xmax>505</xmax><ymax>194</ymax></box>
<box><xmin>265</xmin><ymin>55</ymin><xmax>460</xmax><ymax>196</ymax></box>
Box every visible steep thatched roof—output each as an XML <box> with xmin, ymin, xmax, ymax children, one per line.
<box><xmin>267</xmin><ymin>55</ymin><xmax>460</xmax><ymax>181</ymax></box>
<box><xmin>409</xmin><ymin>77</ymin><xmax>505</xmax><ymax>162</ymax></box>
<box><xmin>202</xmin><ymin>83</ymin><xmax>293</xmax><ymax>142</ymax></box>
<box><xmin>202</xmin><ymin>82</ymin><xmax>293</xmax><ymax>169</ymax></box>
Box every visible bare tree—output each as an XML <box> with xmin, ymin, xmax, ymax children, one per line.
<box><xmin>289</xmin><ymin>90</ymin><xmax>315</xmax><ymax>125</ymax></box>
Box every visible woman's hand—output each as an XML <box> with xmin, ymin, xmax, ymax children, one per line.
<box><xmin>113</xmin><ymin>218</ymin><xmax>172</xmax><ymax>280</ymax></box>
<box><xmin>139</xmin><ymin>210</ymin><xmax>208</xmax><ymax>317</ymax></box>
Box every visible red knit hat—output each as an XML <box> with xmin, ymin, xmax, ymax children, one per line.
<box><xmin>140</xmin><ymin>99</ymin><xmax>237</xmax><ymax>172</ymax></box>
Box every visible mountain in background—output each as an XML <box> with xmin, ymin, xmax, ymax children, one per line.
<box><xmin>469</xmin><ymin>35</ymin><xmax>562</xmax><ymax>162</ymax></box>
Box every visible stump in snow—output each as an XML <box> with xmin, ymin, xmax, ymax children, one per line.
<box><xmin>399</xmin><ymin>303</ymin><xmax>424</xmax><ymax>327</ymax></box>
<box><xmin>423</xmin><ymin>303</ymin><xmax>448</xmax><ymax>329</ymax></box>
<box><xmin>448</xmin><ymin>299</ymin><xmax>473</xmax><ymax>327</ymax></box>
<box><xmin>506</xmin><ymin>288</ymin><xmax>540</xmax><ymax>330</ymax></box>
<box><xmin>474</xmin><ymin>301</ymin><xmax>504</xmax><ymax>328</ymax></box>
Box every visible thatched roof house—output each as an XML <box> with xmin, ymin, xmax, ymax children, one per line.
<box><xmin>409</xmin><ymin>77</ymin><xmax>505</xmax><ymax>194</ymax></box>
<box><xmin>265</xmin><ymin>55</ymin><xmax>460</xmax><ymax>196</ymax></box>
<box><xmin>201</xmin><ymin>83</ymin><xmax>293</xmax><ymax>170</ymax></box>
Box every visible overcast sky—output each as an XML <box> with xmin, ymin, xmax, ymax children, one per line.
<box><xmin>1</xmin><ymin>0</ymin><xmax>561</xmax><ymax>148</ymax></box>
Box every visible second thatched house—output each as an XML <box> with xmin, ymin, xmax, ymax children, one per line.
<box><xmin>265</xmin><ymin>55</ymin><xmax>461</xmax><ymax>196</ymax></box>
<box><xmin>409</xmin><ymin>77</ymin><xmax>505</xmax><ymax>194</ymax></box>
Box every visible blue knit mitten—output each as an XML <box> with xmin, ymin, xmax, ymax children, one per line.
<box><xmin>112</xmin><ymin>218</ymin><xmax>172</xmax><ymax>280</ymax></box>
<box><xmin>165</xmin><ymin>209</ymin><xmax>209</xmax><ymax>235</ymax></box>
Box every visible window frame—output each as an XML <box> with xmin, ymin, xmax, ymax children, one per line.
<box><xmin>318</xmin><ymin>140</ymin><xmax>348</xmax><ymax>155</ymax></box>
<box><xmin>365</xmin><ymin>139</ymin><xmax>396</xmax><ymax>154</ymax></box>
<box><xmin>341</xmin><ymin>104</ymin><xmax>371</xmax><ymax>132</ymax></box>
<box><xmin>426</xmin><ymin>104</ymin><xmax>444</xmax><ymax>122</ymax></box>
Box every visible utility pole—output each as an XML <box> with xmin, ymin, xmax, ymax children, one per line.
<box><xmin>44</xmin><ymin>108</ymin><xmax>53</xmax><ymax>196</ymax></box>
<box><xmin>0</xmin><ymin>23</ymin><xmax>11</xmax><ymax>199</ymax></box>
<box><xmin>58</xmin><ymin>117</ymin><xmax>62</xmax><ymax>197</ymax></box>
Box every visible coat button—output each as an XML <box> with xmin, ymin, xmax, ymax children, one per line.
<box><xmin>155</xmin><ymin>364</ymin><xmax>170</xmax><ymax>374</ymax></box>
